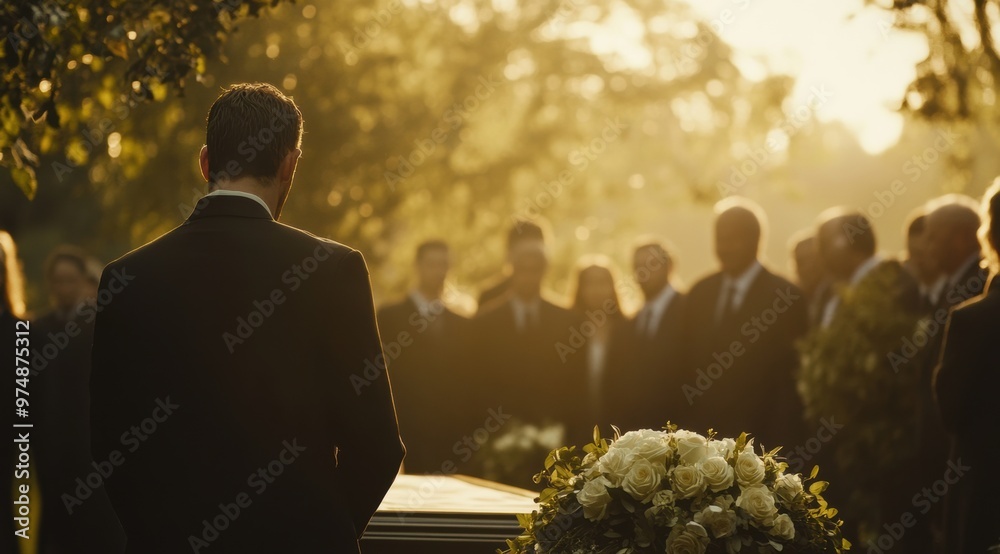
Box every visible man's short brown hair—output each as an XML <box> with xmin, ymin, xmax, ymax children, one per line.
<box><xmin>206</xmin><ymin>83</ymin><xmax>302</xmax><ymax>184</ymax></box>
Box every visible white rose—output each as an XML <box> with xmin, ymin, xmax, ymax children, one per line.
<box><xmin>596</xmin><ymin>447</ymin><xmax>634</xmax><ymax>487</ymax></box>
<box><xmin>734</xmin><ymin>450</ymin><xmax>765</xmax><ymax>487</ymax></box>
<box><xmin>709</xmin><ymin>438</ymin><xmax>736</xmax><ymax>459</ymax></box>
<box><xmin>774</xmin><ymin>473</ymin><xmax>803</xmax><ymax>503</ymax></box>
<box><xmin>770</xmin><ymin>513</ymin><xmax>796</xmax><ymax>540</ymax></box>
<box><xmin>693</xmin><ymin>504</ymin><xmax>739</xmax><ymax>538</ymax></box>
<box><xmin>651</xmin><ymin>489</ymin><xmax>676</xmax><ymax>507</ymax></box>
<box><xmin>700</xmin><ymin>456</ymin><xmax>735</xmax><ymax>492</ymax></box>
<box><xmin>672</xmin><ymin>464</ymin><xmax>707</xmax><ymax>499</ymax></box>
<box><xmin>673</xmin><ymin>430</ymin><xmax>709</xmax><ymax>465</ymax></box>
<box><xmin>736</xmin><ymin>484</ymin><xmax>777</xmax><ymax>524</ymax></box>
<box><xmin>576</xmin><ymin>477</ymin><xmax>613</xmax><ymax>521</ymax></box>
<box><xmin>665</xmin><ymin>522</ymin><xmax>709</xmax><ymax>554</ymax></box>
<box><xmin>615</xmin><ymin>429</ymin><xmax>666</xmax><ymax>449</ymax></box>
<box><xmin>623</xmin><ymin>457</ymin><xmax>666</xmax><ymax>501</ymax></box>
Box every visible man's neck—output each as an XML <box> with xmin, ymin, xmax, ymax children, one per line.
<box><xmin>210</xmin><ymin>178</ymin><xmax>278</xmax><ymax>215</ymax></box>
<box><xmin>512</xmin><ymin>290</ymin><xmax>541</xmax><ymax>304</ymax></box>
<box><xmin>724</xmin><ymin>259</ymin><xmax>757</xmax><ymax>279</ymax></box>
<box><xmin>643</xmin><ymin>283</ymin><xmax>670</xmax><ymax>304</ymax></box>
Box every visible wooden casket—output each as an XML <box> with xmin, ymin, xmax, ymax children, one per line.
<box><xmin>362</xmin><ymin>474</ymin><xmax>537</xmax><ymax>553</ymax></box>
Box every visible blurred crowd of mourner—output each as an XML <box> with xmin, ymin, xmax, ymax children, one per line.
<box><xmin>3</xmin><ymin>182</ymin><xmax>1000</xmax><ymax>552</ymax></box>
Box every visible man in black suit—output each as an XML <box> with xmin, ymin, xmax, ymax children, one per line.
<box><xmin>89</xmin><ymin>83</ymin><xmax>404</xmax><ymax>553</ymax></box>
<box><xmin>680</xmin><ymin>198</ymin><xmax>806</xmax><ymax>448</ymax></box>
<box><xmin>377</xmin><ymin>240</ymin><xmax>469</xmax><ymax>474</ymax></box>
<box><xmin>473</xmin><ymin>233</ymin><xmax>587</xmax><ymax>485</ymax></box>
<box><xmin>933</xmin><ymin>184</ymin><xmax>1000</xmax><ymax>554</ymax></box>
<box><xmin>924</xmin><ymin>195</ymin><xmax>989</xmax><ymax>341</ymax></box>
<box><xmin>605</xmin><ymin>241</ymin><xmax>685</xmax><ymax>432</ymax></box>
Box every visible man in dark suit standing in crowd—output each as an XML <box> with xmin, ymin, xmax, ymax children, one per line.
<box><xmin>377</xmin><ymin>240</ymin><xmax>469</xmax><ymax>474</ymax></box>
<box><xmin>933</xmin><ymin>183</ymin><xmax>1000</xmax><ymax>554</ymax></box>
<box><xmin>924</xmin><ymin>195</ymin><xmax>989</xmax><ymax>343</ymax></box>
<box><xmin>605</xmin><ymin>240</ymin><xmax>685</xmax><ymax>432</ymax></box>
<box><xmin>90</xmin><ymin>83</ymin><xmax>404</xmax><ymax>553</ymax></box>
<box><xmin>681</xmin><ymin>198</ymin><xmax>807</xmax><ymax>447</ymax></box>
<box><xmin>473</xmin><ymin>226</ymin><xmax>586</xmax><ymax>485</ymax></box>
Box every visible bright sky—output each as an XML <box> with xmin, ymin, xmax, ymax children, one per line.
<box><xmin>683</xmin><ymin>0</ymin><xmax>929</xmax><ymax>154</ymax></box>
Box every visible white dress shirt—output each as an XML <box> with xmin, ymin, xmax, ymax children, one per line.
<box><xmin>636</xmin><ymin>284</ymin><xmax>677</xmax><ymax>338</ymax></box>
<box><xmin>715</xmin><ymin>261</ymin><xmax>763</xmax><ymax>323</ymax></box>
<box><xmin>510</xmin><ymin>296</ymin><xmax>541</xmax><ymax>332</ymax></box>
<box><xmin>821</xmin><ymin>255</ymin><xmax>882</xmax><ymax>328</ymax></box>
<box><xmin>203</xmin><ymin>189</ymin><xmax>272</xmax><ymax>217</ymax></box>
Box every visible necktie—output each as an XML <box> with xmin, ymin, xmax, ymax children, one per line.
<box><xmin>717</xmin><ymin>282</ymin><xmax>737</xmax><ymax>327</ymax></box>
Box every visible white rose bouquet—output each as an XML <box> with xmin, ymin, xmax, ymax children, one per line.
<box><xmin>503</xmin><ymin>425</ymin><xmax>849</xmax><ymax>554</ymax></box>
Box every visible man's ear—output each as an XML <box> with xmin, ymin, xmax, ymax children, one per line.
<box><xmin>279</xmin><ymin>148</ymin><xmax>301</xmax><ymax>184</ymax></box>
<box><xmin>199</xmin><ymin>146</ymin><xmax>211</xmax><ymax>182</ymax></box>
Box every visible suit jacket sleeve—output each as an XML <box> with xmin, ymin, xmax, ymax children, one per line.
<box><xmin>933</xmin><ymin>309</ymin><xmax>973</xmax><ymax>435</ymax></box>
<box><xmin>329</xmin><ymin>250</ymin><xmax>405</xmax><ymax>538</ymax></box>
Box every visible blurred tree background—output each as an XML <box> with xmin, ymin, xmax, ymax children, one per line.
<box><xmin>4</xmin><ymin>0</ymin><xmax>1000</xmax><ymax>314</ymax></box>
<box><xmin>1</xmin><ymin>0</ymin><xmax>795</xmax><ymax>312</ymax></box>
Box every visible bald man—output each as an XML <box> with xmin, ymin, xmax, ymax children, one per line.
<box><xmin>680</xmin><ymin>198</ymin><xmax>807</xmax><ymax>448</ymax></box>
<box><xmin>925</xmin><ymin>195</ymin><xmax>990</xmax><ymax>316</ymax></box>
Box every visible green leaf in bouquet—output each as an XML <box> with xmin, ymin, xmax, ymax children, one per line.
<box><xmin>809</xmin><ymin>465</ymin><xmax>820</xmax><ymax>480</ymax></box>
<box><xmin>809</xmin><ymin>481</ymin><xmax>829</xmax><ymax>495</ymax></box>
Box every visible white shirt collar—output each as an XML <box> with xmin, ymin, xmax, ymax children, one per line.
<box><xmin>849</xmin><ymin>255</ymin><xmax>882</xmax><ymax>286</ymax></box>
<box><xmin>409</xmin><ymin>290</ymin><xmax>440</xmax><ymax>318</ymax></box>
<box><xmin>643</xmin><ymin>284</ymin><xmax>676</xmax><ymax>319</ymax></box>
<box><xmin>923</xmin><ymin>275</ymin><xmax>948</xmax><ymax>305</ymax></box>
<box><xmin>721</xmin><ymin>261</ymin><xmax>763</xmax><ymax>309</ymax></box>
<box><xmin>204</xmin><ymin>189</ymin><xmax>272</xmax><ymax>217</ymax></box>
<box><xmin>639</xmin><ymin>284</ymin><xmax>676</xmax><ymax>337</ymax></box>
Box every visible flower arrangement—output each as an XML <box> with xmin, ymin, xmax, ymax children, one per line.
<box><xmin>797</xmin><ymin>260</ymin><xmax>922</xmax><ymax>533</ymax></box>
<box><xmin>503</xmin><ymin>426</ymin><xmax>849</xmax><ymax>554</ymax></box>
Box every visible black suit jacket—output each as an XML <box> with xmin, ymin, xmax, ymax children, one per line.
<box><xmin>604</xmin><ymin>291</ymin><xmax>687</xmax><ymax>432</ymax></box>
<box><xmin>376</xmin><ymin>296</ymin><xmax>468</xmax><ymax>474</ymax></box>
<box><xmin>472</xmin><ymin>296</ymin><xmax>588</xmax><ymax>445</ymax></box>
<box><xmin>89</xmin><ymin>195</ymin><xmax>404</xmax><ymax>553</ymax></box>
<box><xmin>933</xmin><ymin>276</ymin><xmax>1000</xmax><ymax>554</ymax></box>
<box><xmin>680</xmin><ymin>266</ymin><xmax>807</xmax><ymax>447</ymax></box>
